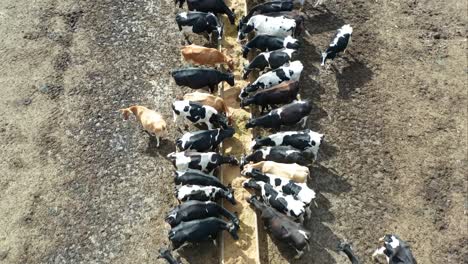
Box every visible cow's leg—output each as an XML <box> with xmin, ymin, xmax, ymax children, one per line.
<box><xmin>156</xmin><ymin>136</ymin><xmax>160</xmax><ymax>147</ymax></box>
<box><xmin>206</xmin><ymin>122</ymin><xmax>214</xmax><ymax>130</ymax></box>
<box><xmin>372</xmin><ymin>246</ymin><xmax>386</xmax><ymax>259</ymax></box>
<box><xmin>294</xmin><ymin>249</ymin><xmax>304</xmax><ymax>259</ymax></box>
<box><xmin>209</xmin><ymin>85</ymin><xmax>216</xmax><ymax>94</ymax></box>
<box><xmin>301</xmin><ymin>116</ymin><xmax>308</xmax><ymax>128</ymax></box>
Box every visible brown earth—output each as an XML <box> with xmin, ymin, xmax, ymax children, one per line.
<box><xmin>0</xmin><ymin>0</ymin><xmax>466</xmax><ymax>264</ymax></box>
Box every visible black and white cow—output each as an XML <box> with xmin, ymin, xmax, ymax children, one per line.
<box><xmin>237</xmin><ymin>15</ymin><xmax>296</xmax><ymax>41</ymax></box>
<box><xmin>321</xmin><ymin>24</ymin><xmax>353</xmax><ymax>66</ymax></box>
<box><xmin>242</xmin><ymin>146</ymin><xmax>314</xmax><ymax>166</ymax></box>
<box><xmin>251</xmin><ymin>129</ymin><xmax>324</xmax><ymax>159</ymax></box>
<box><xmin>168</xmin><ymin>217</ymin><xmax>239</xmax><ymax>250</ymax></box>
<box><xmin>245</xmin><ymin>100</ymin><xmax>312</xmax><ymax>130</ymax></box>
<box><xmin>240</xmin><ymin>81</ymin><xmax>299</xmax><ymax>113</ymax></box>
<box><xmin>158</xmin><ymin>248</ymin><xmax>181</xmax><ymax>264</ymax></box>
<box><xmin>242</xmin><ymin>48</ymin><xmax>296</xmax><ymax>79</ymax></box>
<box><xmin>337</xmin><ymin>242</ymin><xmax>361</xmax><ymax>264</ymax></box>
<box><xmin>171</xmin><ymin>68</ymin><xmax>234</xmax><ymax>93</ymax></box>
<box><xmin>167</xmin><ymin>151</ymin><xmax>238</xmax><ymax>175</ymax></box>
<box><xmin>248</xmin><ymin>195</ymin><xmax>310</xmax><ymax>258</ymax></box>
<box><xmin>239</xmin><ymin>61</ymin><xmax>303</xmax><ymax>99</ymax></box>
<box><xmin>243</xmin><ymin>168</ymin><xmax>315</xmax><ymax>211</ymax></box>
<box><xmin>260</xmin><ymin>11</ymin><xmax>306</xmax><ymax>36</ymax></box>
<box><xmin>176</xmin><ymin>127</ymin><xmax>234</xmax><ymax>152</ymax></box>
<box><xmin>176</xmin><ymin>0</ymin><xmax>236</xmax><ymax>25</ymax></box>
<box><xmin>172</xmin><ymin>100</ymin><xmax>228</xmax><ymax>129</ymax></box>
<box><xmin>174</xmin><ymin>170</ymin><xmax>228</xmax><ymax>190</ymax></box>
<box><xmin>242</xmin><ymin>35</ymin><xmax>299</xmax><ymax>58</ymax></box>
<box><xmin>243</xmin><ymin>179</ymin><xmax>305</xmax><ymax>220</ymax></box>
<box><xmin>177</xmin><ymin>184</ymin><xmax>236</xmax><ymax>204</ymax></box>
<box><xmin>372</xmin><ymin>235</ymin><xmax>417</xmax><ymax>264</ymax></box>
<box><xmin>165</xmin><ymin>200</ymin><xmax>239</xmax><ymax>228</ymax></box>
<box><xmin>240</xmin><ymin>0</ymin><xmax>294</xmax><ymax>26</ymax></box>
<box><xmin>175</xmin><ymin>12</ymin><xmax>223</xmax><ymax>41</ymax></box>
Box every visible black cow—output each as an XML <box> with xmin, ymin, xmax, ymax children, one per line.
<box><xmin>247</xmin><ymin>196</ymin><xmax>310</xmax><ymax>258</ymax></box>
<box><xmin>240</xmin><ymin>0</ymin><xmax>294</xmax><ymax>26</ymax></box>
<box><xmin>372</xmin><ymin>235</ymin><xmax>417</xmax><ymax>264</ymax></box>
<box><xmin>242</xmin><ymin>35</ymin><xmax>299</xmax><ymax>58</ymax></box>
<box><xmin>337</xmin><ymin>242</ymin><xmax>361</xmax><ymax>264</ymax></box>
<box><xmin>176</xmin><ymin>12</ymin><xmax>223</xmax><ymax>41</ymax></box>
<box><xmin>171</xmin><ymin>68</ymin><xmax>234</xmax><ymax>93</ymax></box>
<box><xmin>242</xmin><ymin>146</ymin><xmax>314</xmax><ymax>166</ymax></box>
<box><xmin>250</xmin><ymin>129</ymin><xmax>324</xmax><ymax>160</ymax></box>
<box><xmin>242</xmin><ymin>48</ymin><xmax>296</xmax><ymax>79</ymax></box>
<box><xmin>245</xmin><ymin>100</ymin><xmax>312</xmax><ymax>130</ymax></box>
<box><xmin>165</xmin><ymin>200</ymin><xmax>239</xmax><ymax>228</ymax></box>
<box><xmin>174</xmin><ymin>170</ymin><xmax>228</xmax><ymax>190</ymax></box>
<box><xmin>321</xmin><ymin>24</ymin><xmax>353</xmax><ymax>66</ymax></box>
<box><xmin>158</xmin><ymin>248</ymin><xmax>181</xmax><ymax>264</ymax></box>
<box><xmin>176</xmin><ymin>127</ymin><xmax>234</xmax><ymax>152</ymax></box>
<box><xmin>240</xmin><ymin>81</ymin><xmax>299</xmax><ymax>113</ymax></box>
<box><xmin>167</xmin><ymin>151</ymin><xmax>238</xmax><ymax>175</ymax></box>
<box><xmin>168</xmin><ymin>217</ymin><xmax>239</xmax><ymax>250</ymax></box>
<box><xmin>176</xmin><ymin>0</ymin><xmax>236</xmax><ymax>25</ymax></box>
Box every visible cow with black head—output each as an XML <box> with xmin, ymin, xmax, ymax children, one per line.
<box><xmin>176</xmin><ymin>184</ymin><xmax>236</xmax><ymax>205</ymax></box>
<box><xmin>171</xmin><ymin>69</ymin><xmax>234</xmax><ymax>94</ymax></box>
<box><xmin>165</xmin><ymin>200</ymin><xmax>239</xmax><ymax>228</ymax></box>
<box><xmin>242</xmin><ymin>35</ymin><xmax>299</xmax><ymax>59</ymax></box>
<box><xmin>176</xmin><ymin>0</ymin><xmax>236</xmax><ymax>25</ymax></box>
<box><xmin>168</xmin><ymin>217</ymin><xmax>239</xmax><ymax>250</ymax></box>
<box><xmin>167</xmin><ymin>151</ymin><xmax>238</xmax><ymax>175</ymax></box>
<box><xmin>245</xmin><ymin>101</ymin><xmax>312</xmax><ymax>130</ymax></box>
<box><xmin>172</xmin><ymin>100</ymin><xmax>229</xmax><ymax>130</ymax></box>
<box><xmin>247</xmin><ymin>195</ymin><xmax>310</xmax><ymax>258</ymax></box>
<box><xmin>372</xmin><ymin>235</ymin><xmax>417</xmax><ymax>264</ymax></box>
<box><xmin>176</xmin><ymin>11</ymin><xmax>223</xmax><ymax>41</ymax></box>
<box><xmin>243</xmin><ymin>179</ymin><xmax>305</xmax><ymax>221</ymax></box>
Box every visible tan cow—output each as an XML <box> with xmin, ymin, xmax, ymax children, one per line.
<box><xmin>181</xmin><ymin>44</ymin><xmax>235</xmax><ymax>71</ymax></box>
<box><xmin>119</xmin><ymin>105</ymin><xmax>167</xmax><ymax>147</ymax></box>
<box><xmin>183</xmin><ymin>92</ymin><xmax>231</xmax><ymax>122</ymax></box>
<box><xmin>241</xmin><ymin>161</ymin><xmax>309</xmax><ymax>183</ymax></box>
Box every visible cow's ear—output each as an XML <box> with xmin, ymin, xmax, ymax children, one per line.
<box><xmin>280</xmin><ymin>226</ymin><xmax>290</xmax><ymax>238</ymax></box>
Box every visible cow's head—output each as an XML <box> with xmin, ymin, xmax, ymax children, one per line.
<box><xmin>241</xmin><ymin>46</ymin><xmax>250</xmax><ymax>59</ymax></box>
<box><xmin>165</xmin><ymin>208</ymin><xmax>179</xmax><ymax>227</ymax></box>
<box><xmin>206</xmin><ymin>13</ymin><xmax>223</xmax><ymax>40</ymax></box>
<box><xmin>284</xmin><ymin>36</ymin><xmax>300</xmax><ymax>50</ymax></box>
<box><xmin>223</xmin><ymin>187</ymin><xmax>236</xmax><ymax>205</ymax></box>
<box><xmin>225</xmin><ymin>72</ymin><xmax>235</xmax><ymax>86</ymax></box>
<box><xmin>227</xmin><ymin>221</ymin><xmax>239</xmax><ymax>240</ymax></box>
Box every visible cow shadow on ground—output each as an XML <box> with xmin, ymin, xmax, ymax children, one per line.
<box><xmin>309</xmin><ymin>163</ymin><xmax>352</xmax><ymax>195</ymax></box>
<box><xmin>317</xmin><ymin>141</ymin><xmax>338</xmax><ymax>162</ymax></box>
<box><xmin>176</xmin><ymin>240</ymin><xmax>219</xmax><ymax>264</ymax></box>
<box><xmin>305</xmin><ymin>7</ymin><xmax>346</xmax><ymax>35</ymax></box>
<box><xmin>334</xmin><ymin>54</ymin><xmax>373</xmax><ymax>99</ymax></box>
<box><xmin>145</xmin><ymin>136</ymin><xmax>175</xmax><ymax>158</ymax></box>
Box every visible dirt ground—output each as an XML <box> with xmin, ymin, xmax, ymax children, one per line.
<box><xmin>0</xmin><ymin>0</ymin><xmax>466</xmax><ymax>264</ymax></box>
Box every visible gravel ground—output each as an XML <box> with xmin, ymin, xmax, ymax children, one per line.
<box><xmin>0</xmin><ymin>0</ymin><xmax>466</xmax><ymax>263</ymax></box>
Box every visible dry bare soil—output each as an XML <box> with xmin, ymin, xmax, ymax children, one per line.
<box><xmin>0</xmin><ymin>0</ymin><xmax>466</xmax><ymax>264</ymax></box>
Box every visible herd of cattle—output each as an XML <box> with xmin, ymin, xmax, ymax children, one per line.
<box><xmin>118</xmin><ymin>0</ymin><xmax>418</xmax><ymax>263</ymax></box>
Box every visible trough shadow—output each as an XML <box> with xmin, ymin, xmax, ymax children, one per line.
<box><xmin>335</xmin><ymin>55</ymin><xmax>373</xmax><ymax>99</ymax></box>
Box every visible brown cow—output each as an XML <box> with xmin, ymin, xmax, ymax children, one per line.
<box><xmin>241</xmin><ymin>161</ymin><xmax>309</xmax><ymax>183</ymax></box>
<box><xmin>119</xmin><ymin>106</ymin><xmax>167</xmax><ymax>147</ymax></box>
<box><xmin>183</xmin><ymin>92</ymin><xmax>231</xmax><ymax>121</ymax></box>
<box><xmin>181</xmin><ymin>44</ymin><xmax>234</xmax><ymax>71</ymax></box>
